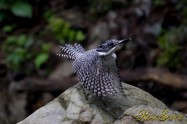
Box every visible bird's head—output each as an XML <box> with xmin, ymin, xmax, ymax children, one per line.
<box><xmin>96</xmin><ymin>38</ymin><xmax>131</xmax><ymax>57</ymax></box>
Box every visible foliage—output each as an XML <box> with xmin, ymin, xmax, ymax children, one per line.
<box><xmin>152</xmin><ymin>0</ymin><xmax>166</xmax><ymax>6</ymax></box>
<box><xmin>0</xmin><ymin>0</ymin><xmax>33</xmax><ymax>22</ymax></box>
<box><xmin>34</xmin><ymin>53</ymin><xmax>48</xmax><ymax>69</ymax></box>
<box><xmin>1</xmin><ymin>34</ymin><xmax>51</xmax><ymax>73</ymax></box>
<box><xmin>2</xmin><ymin>24</ymin><xmax>16</xmax><ymax>32</ymax></box>
<box><xmin>157</xmin><ymin>28</ymin><xmax>182</xmax><ymax>69</ymax></box>
<box><xmin>153</xmin><ymin>0</ymin><xmax>187</xmax><ymax>71</ymax></box>
<box><xmin>47</xmin><ymin>16</ymin><xmax>86</xmax><ymax>43</ymax></box>
<box><xmin>11</xmin><ymin>2</ymin><xmax>32</xmax><ymax>18</ymax></box>
<box><xmin>89</xmin><ymin>0</ymin><xmax>125</xmax><ymax>15</ymax></box>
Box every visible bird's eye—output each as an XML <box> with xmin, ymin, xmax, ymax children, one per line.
<box><xmin>99</xmin><ymin>44</ymin><xmax>104</xmax><ymax>48</ymax></box>
<box><xmin>109</xmin><ymin>42</ymin><xmax>114</xmax><ymax>47</ymax></box>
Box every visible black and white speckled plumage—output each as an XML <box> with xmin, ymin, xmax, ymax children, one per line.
<box><xmin>57</xmin><ymin>43</ymin><xmax>85</xmax><ymax>59</ymax></box>
<box><xmin>57</xmin><ymin>39</ymin><xmax>130</xmax><ymax>97</ymax></box>
<box><xmin>73</xmin><ymin>49</ymin><xmax>122</xmax><ymax>97</ymax></box>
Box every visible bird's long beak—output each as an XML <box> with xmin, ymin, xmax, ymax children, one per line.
<box><xmin>117</xmin><ymin>38</ymin><xmax>131</xmax><ymax>46</ymax></box>
<box><xmin>99</xmin><ymin>38</ymin><xmax>131</xmax><ymax>57</ymax></box>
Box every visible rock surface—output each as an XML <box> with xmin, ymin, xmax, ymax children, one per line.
<box><xmin>18</xmin><ymin>83</ymin><xmax>187</xmax><ymax>124</ymax></box>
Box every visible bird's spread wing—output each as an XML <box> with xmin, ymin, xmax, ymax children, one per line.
<box><xmin>73</xmin><ymin>52</ymin><xmax>123</xmax><ymax>97</ymax></box>
<box><xmin>57</xmin><ymin>44</ymin><xmax>85</xmax><ymax>59</ymax></box>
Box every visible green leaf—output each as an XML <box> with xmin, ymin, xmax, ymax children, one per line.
<box><xmin>49</xmin><ymin>17</ymin><xmax>64</xmax><ymax>32</ymax></box>
<box><xmin>11</xmin><ymin>2</ymin><xmax>32</xmax><ymax>18</ymax></box>
<box><xmin>17</xmin><ymin>34</ymin><xmax>27</xmax><ymax>46</ymax></box>
<box><xmin>3</xmin><ymin>25</ymin><xmax>15</xmax><ymax>32</ymax></box>
<box><xmin>68</xmin><ymin>30</ymin><xmax>76</xmax><ymax>42</ymax></box>
<box><xmin>41</xmin><ymin>43</ymin><xmax>51</xmax><ymax>52</ymax></box>
<box><xmin>61</xmin><ymin>23</ymin><xmax>70</xmax><ymax>38</ymax></box>
<box><xmin>75</xmin><ymin>31</ymin><xmax>85</xmax><ymax>42</ymax></box>
<box><xmin>34</xmin><ymin>53</ymin><xmax>49</xmax><ymax>69</ymax></box>
<box><xmin>6</xmin><ymin>35</ymin><xmax>17</xmax><ymax>44</ymax></box>
<box><xmin>15</xmin><ymin>48</ymin><xmax>26</xmax><ymax>56</ymax></box>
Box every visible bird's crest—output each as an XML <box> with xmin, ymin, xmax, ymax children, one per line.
<box><xmin>57</xmin><ymin>43</ymin><xmax>85</xmax><ymax>59</ymax></box>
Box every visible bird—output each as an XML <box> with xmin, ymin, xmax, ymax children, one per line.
<box><xmin>57</xmin><ymin>38</ymin><xmax>131</xmax><ymax>98</ymax></box>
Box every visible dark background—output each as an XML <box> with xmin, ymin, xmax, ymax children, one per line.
<box><xmin>0</xmin><ymin>0</ymin><xmax>187</xmax><ymax>123</ymax></box>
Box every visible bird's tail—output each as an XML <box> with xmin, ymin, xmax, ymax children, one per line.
<box><xmin>57</xmin><ymin>43</ymin><xmax>85</xmax><ymax>59</ymax></box>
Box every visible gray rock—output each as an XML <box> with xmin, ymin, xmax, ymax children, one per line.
<box><xmin>18</xmin><ymin>83</ymin><xmax>187</xmax><ymax>124</ymax></box>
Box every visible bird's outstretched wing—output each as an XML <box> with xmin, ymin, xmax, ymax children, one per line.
<box><xmin>57</xmin><ymin>44</ymin><xmax>85</xmax><ymax>59</ymax></box>
<box><xmin>73</xmin><ymin>51</ymin><xmax>123</xmax><ymax>97</ymax></box>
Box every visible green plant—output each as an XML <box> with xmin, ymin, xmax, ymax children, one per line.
<box><xmin>0</xmin><ymin>0</ymin><xmax>33</xmax><ymax>22</ymax></box>
<box><xmin>3</xmin><ymin>24</ymin><xmax>16</xmax><ymax>32</ymax></box>
<box><xmin>157</xmin><ymin>28</ymin><xmax>182</xmax><ymax>69</ymax></box>
<box><xmin>1</xmin><ymin>34</ymin><xmax>51</xmax><ymax>73</ymax></box>
<box><xmin>47</xmin><ymin>16</ymin><xmax>86</xmax><ymax>43</ymax></box>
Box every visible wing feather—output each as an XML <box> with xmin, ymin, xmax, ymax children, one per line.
<box><xmin>73</xmin><ymin>51</ymin><xmax>123</xmax><ymax>97</ymax></box>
